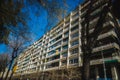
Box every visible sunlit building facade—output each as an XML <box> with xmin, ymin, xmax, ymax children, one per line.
<box><xmin>14</xmin><ymin>0</ymin><xmax>120</xmax><ymax>80</ymax></box>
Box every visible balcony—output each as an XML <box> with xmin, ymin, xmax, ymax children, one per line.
<box><xmin>91</xmin><ymin>7</ymin><xmax>101</xmax><ymax>14</ymax></box>
<box><xmin>81</xmin><ymin>9</ymin><xmax>87</xmax><ymax>17</ymax></box>
<box><xmin>71</xmin><ymin>18</ymin><xmax>79</xmax><ymax>26</ymax></box>
<box><xmin>70</xmin><ymin>37</ymin><xmax>79</xmax><ymax>42</ymax></box>
<box><xmin>89</xmin><ymin>17</ymin><xmax>99</xmax><ymax>25</ymax></box>
<box><xmin>71</xmin><ymin>22</ymin><xmax>79</xmax><ymax>29</ymax></box>
<box><xmin>72</xmin><ymin>10</ymin><xmax>78</xmax><ymax>16</ymax></box>
<box><xmin>97</xmin><ymin>30</ymin><xmax>117</xmax><ymax>40</ymax></box>
<box><xmin>49</xmin><ymin>39</ymin><xmax>62</xmax><ymax>47</ymax></box>
<box><xmin>69</xmin><ymin>58</ymin><xmax>79</xmax><ymax>67</ymax></box>
<box><xmin>71</xmin><ymin>32</ymin><xmax>79</xmax><ymax>39</ymax></box>
<box><xmin>64</xmin><ymin>27</ymin><xmax>69</xmax><ymax>32</ymax></box>
<box><xmin>64</xmin><ymin>32</ymin><xmax>69</xmax><ymax>38</ymax></box>
<box><xmin>90</xmin><ymin>56</ymin><xmax>120</xmax><ymax>65</ymax></box>
<box><xmin>92</xmin><ymin>43</ymin><xmax>119</xmax><ymax>53</ymax></box>
<box><xmin>49</xmin><ymin>34</ymin><xmax>62</xmax><ymax>43</ymax></box>
<box><xmin>89</xmin><ymin>21</ymin><xmax>115</xmax><ymax>33</ymax></box>
<box><xmin>81</xmin><ymin>0</ymin><xmax>91</xmax><ymax>10</ymax></box>
<box><xmin>63</xmin><ymin>37</ymin><xmax>69</xmax><ymax>44</ymax></box>
<box><xmin>70</xmin><ymin>44</ymin><xmax>79</xmax><ymax>50</ymax></box>
<box><xmin>45</xmin><ymin>66</ymin><xmax>59</xmax><ymax>71</ymax></box>
<box><xmin>47</xmin><ymin>50</ymin><xmax>61</xmax><ymax>58</ymax></box>
<box><xmin>46</xmin><ymin>61</ymin><xmax>59</xmax><ymax>69</ymax></box>
<box><xmin>71</xmin><ymin>29</ymin><xmax>79</xmax><ymax>35</ymax></box>
<box><xmin>72</xmin><ymin>15</ymin><xmax>79</xmax><ymax>21</ymax></box>
<box><xmin>46</xmin><ymin>58</ymin><xmax>60</xmax><ymax>64</ymax></box>
<box><xmin>62</xmin><ymin>41</ymin><xmax>68</xmax><ymax>46</ymax></box>
<box><xmin>46</xmin><ymin>54</ymin><xmax>60</xmax><ymax>63</ymax></box>
<box><xmin>71</xmin><ymin>40</ymin><xmax>79</xmax><ymax>46</ymax></box>
<box><xmin>48</xmin><ymin>44</ymin><xmax>61</xmax><ymax>52</ymax></box>
<box><xmin>62</xmin><ymin>45</ymin><xmax>68</xmax><ymax>51</ymax></box>
<box><xmin>70</xmin><ymin>48</ymin><xmax>78</xmax><ymax>58</ymax></box>
<box><xmin>61</xmin><ymin>52</ymin><xmax>67</xmax><ymax>58</ymax></box>
<box><xmin>69</xmin><ymin>53</ymin><xmax>78</xmax><ymax>59</ymax></box>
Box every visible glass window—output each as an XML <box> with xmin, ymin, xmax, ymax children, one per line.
<box><xmin>71</xmin><ymin>32</ymin><xmax>79</xmax><ymax>38</ymax></box>
<box><xmin>48</xmin><ymin>50</ymin><xmax>55</xmax><ymax>56</ymax></box>
<box><xmin>64</xmin><ymin>32</ymin><xmax>69</xmax><ymax>36</ymax></box>
<box><xmin>71</xmin><ymin>40</ymin><xmax>79</xmax><ymax>46</ymax></box>
<box><xmin>69</xmin><ymin>58</ymin><xmax>78</xmax><ymax>64</ymax></box>
<box><xmin>63</xmin><ymin>38</ymin><xmax>69</xmax><ymax>43</ymax></box>
<box><xmin>62</xmin><ymin>45</ymin><xmax>68</xmax><ymax>50</ymax></box>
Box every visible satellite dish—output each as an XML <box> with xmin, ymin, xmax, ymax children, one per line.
<box><xmin>112</xmin><ymin>0</ymin><xmax>120</xmax><ymax>19</ymax></box>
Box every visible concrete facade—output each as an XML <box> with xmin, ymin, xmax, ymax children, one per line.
<box><xmin>14</xmin><ymin>0</ymin><xmax>120</xmax><ymax>80</ymax></box>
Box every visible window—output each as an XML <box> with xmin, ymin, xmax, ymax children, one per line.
<box><xmin>74</xmin><ymin>58</ymin><xmax>78</xmax><ymax>63</ymax></box>
<box><xmin>58</xmin><ymin>30</ymin><xmax>63</xmax><ymax>34</ymax></box>
<box><xmin>62</xmin><ymin>52</ymin><xmax>67</xmax><ymax>57</ymax></box>
<box><xmin>71</xmin><ymin>40</ymin><xmax>79</xmax><ymax>46</ymax></box>
<box><xmin>53</xmin><ymin>41</ymin><xmax>61</xmax><ymax>48</ymax></box>
<box><xmin>52</xmin><ymin>55</ymin><xmax>60</xmax><ymax>60</ymax></box>
<box><xmin>46</xmin><ymin>62</ymin><xmax>59</xmax><ymax>68</ymax></box>
<box><xmin>50</xmin><ymin>39</ymin><xmax>55</xmax><ymax>44</ymax></box>
<box><xmin>62</xmin><ymin>45</ymin><xmax>68</xmax><ymax>50</ymax></box>
<box><xmin>63</xmin><ymin>38</ymin><xmax>69</xmax><ymax>43</ymax></box>
<box><xmin>48</xmin><ymin>50</ymin><xmax>55</xmax><ymax>56</ymax></box>
<box><xmin>56</xmin><ymin>35</ymin><xmax>62</xmax><ymax>41</ymax></box>
<box><xmin>64</xmin><ymin>32</ymin><xmax>69</xmax><ymax>36</ymax></box>
<box><xmin>71</xmin><ymin>32</ymin><xmax>79</xmax><ymax>38</ymax></box>
<box><xmin>69</xmin><ymin>58</ymin><xmax>78</xmax><ymax>64</ymax></box>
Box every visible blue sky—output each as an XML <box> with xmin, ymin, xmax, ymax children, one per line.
<box><xmin>0</xmin><ymin>0</ymin><xmax>84</xmax><ymax>54</ymax></box>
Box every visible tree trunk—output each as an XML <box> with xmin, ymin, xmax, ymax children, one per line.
<box><xmin>0</xmin><ymin>71</ymin><xmax>5</xmax><ymax>80</ymax></box>
<box><xmin>82</xmin><ymin>56</ymin><xmax>90</xmax><ymax>80</ymax></box>
<box><xmin>9</xmin><ymin>71</ymin><xmax>14</xmax><ymax>80</ymax></box>
<box><xmin>4</xmin><ymin>60</ymin><xmax>13</xmax><ymax>80</ymax></box>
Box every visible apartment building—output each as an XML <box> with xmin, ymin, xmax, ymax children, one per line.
<box><xmin>13</xmin><ymin>0</ymin><xmax>120</xmax><ymax>80</ymax></box>
<box><xmin>13</xmin><ymin>7</ymin><xmax>82</xmax><ymax>79</ymax></box>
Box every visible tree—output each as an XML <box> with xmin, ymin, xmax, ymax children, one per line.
<box><xmin>0</xmin><ymin>0</ymin><xmax>24</xmax><ymax>44</ymax></box>
<box><xmin>0</xmin><ymin>0</ymin><xmax>69</xmax><ymax>44</ymax></box>
<box><xmin>3</xmin><ymin>31</ymin><xmax>31</xmax><ymax>80</ymax></box>
<box><xmin>81</xmin><ymin>0</ymin><xmax>120</xmax><ymax>80</ymax></box>
<box><xmin>59</xmin><ymin>67</ymin><xmax>81</xmax><ymax>80</ymax></box>
<box><xmin>41</xmin><ymin>67</ymin><xmax>81</xmax><ymax>80</ymax></box>
<box><xmin>0</xmin><ymin>53</ymin><xmax>10</xmax><ymax>80</ymax></box>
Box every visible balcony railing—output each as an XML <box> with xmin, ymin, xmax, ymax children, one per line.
<box><xmin>71</xmin><ymin>22</ymin><xmax>79</xmax><ymax>29</ymax></box>
<box><xmin>92</xmin><ymin>43</ymin><xmax>119</xmax><ymax>53</ymax></box>
<box><xmin>45</xmin><ymin>66</ymin><xmax>59</xmax><ymax>71</ymax></box>
<box><xmin>72</xmin><ymin>15</ymin><xmax>79</xmax><ymax>21</ymax></box>
<box><xmin>90</xmin><ymin>56</ymin><xmax>120</xmax><ymax>65</ymax></box>
<box><xmin>97</xmin><ymin>30</ymin><xmax>117</xmax><ymax>40</ymax></box>
<box><xmin>46</xmin><ymin>59</ymin><xmax>60</xmax><ymax>64</ymax></box>
<box><xmin>89</xmin><ymin>21</ymin><xmax>115</xmax><ymax>33</ymax></box>
<box><xmin>71</xmin><ymin>29</ymin><xmax>79</xmax><ymax>35</ymax></box>
<box><xmin>70</xmin><ymin>44</ymin><xmax>79</xmax><ymax>50</ymax></box>
<box><xmin>81</xmin><ymin>0</ymin><xmax>91</xmax><ymax>10</ymax></box>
